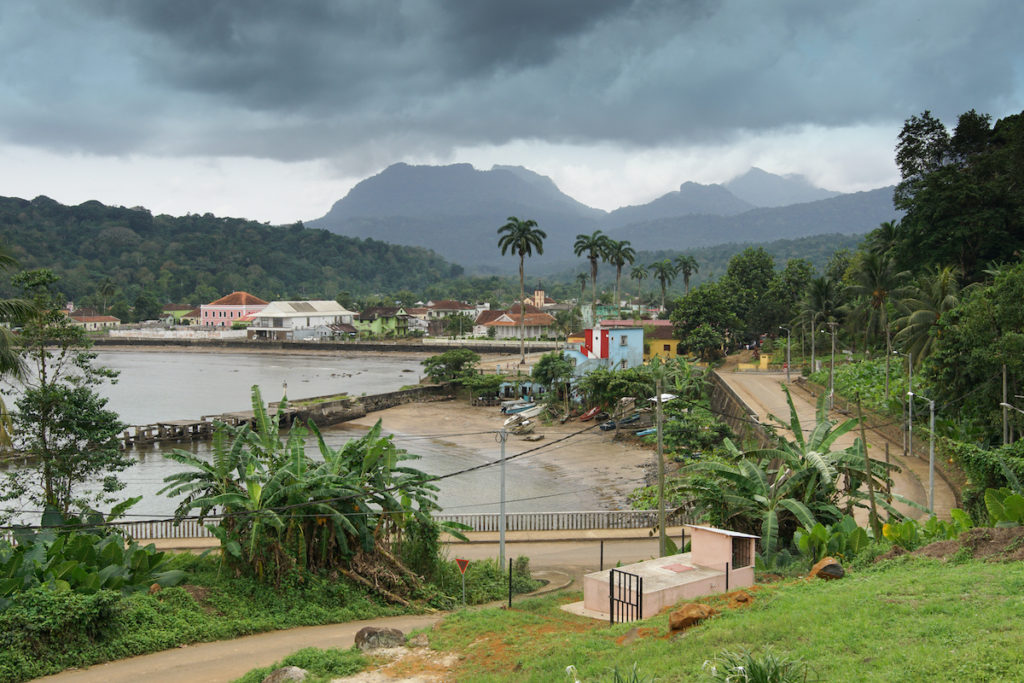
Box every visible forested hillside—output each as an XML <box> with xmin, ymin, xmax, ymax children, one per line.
<box><xmin>0</xmin><ymin>195</ymin><xmax>463</xmax><ymax>310</ymax></box>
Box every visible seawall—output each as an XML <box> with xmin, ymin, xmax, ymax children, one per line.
<box><xmin>707</xmin><ymin>369</ymin><xmax>773</xmax><ymax>448</ymax></box>
<box><xmin>93</xmin><ymin>337</ymin><xmax>559</xmax><ymax>355</ymax></box>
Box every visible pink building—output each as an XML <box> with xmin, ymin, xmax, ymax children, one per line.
<box><xmin>200</xmin><ymin>291</ymin><xmax>269</xmax><ymax>327</ymax></box>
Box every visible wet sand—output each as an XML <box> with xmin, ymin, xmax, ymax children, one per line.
<box><xmin>341</xmin><ymin>400</ymin><xmax>655</xmax><ymax>509</ymax></box>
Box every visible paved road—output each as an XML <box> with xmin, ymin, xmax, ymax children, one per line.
<box><xmin>717</xmin><ymin>371</ymin><xmax>957</xmax><ymax>520</ymax></box>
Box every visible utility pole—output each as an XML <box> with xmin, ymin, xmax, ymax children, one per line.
<box><xmin>497</xmin><ymin>429</ymin><xmax>508</xmax><ymax>567</ymax></box>
<box><xmin>779</xmin><ymin>326</ymin><xmax>791</xmax><ymax>383</ymax></box>
<box><xmin>827</xmin><ymin>322</ymin><xmax>838</xmax><ymax>410</ymax></box>
<box><xmin>656</xmin><ymin>378</ymin><xmax>667</xmax><ymax>557</ymax></box>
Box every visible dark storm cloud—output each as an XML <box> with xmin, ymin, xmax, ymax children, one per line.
<box><xmin>0</xmin><ymin>1</ymin><xmax>1020</xmax><ymax>166</ymax></box>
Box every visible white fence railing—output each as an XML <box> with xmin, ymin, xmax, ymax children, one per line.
<box><xmin>1</xmin><ymin>511</ymin><xmax>691</xmax><ymax>545</ymax></box>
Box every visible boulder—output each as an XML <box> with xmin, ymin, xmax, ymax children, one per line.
<box><xmin>809</xmin><ymin>556</ymin><xmax>845</xmax><ymax>580</ymax></box>
<box><xmin>262</xmin><ymin>666</ymin><xmax>307</xmax><ymax>683</ymax></box>
<box><xmin>669</xmin><ymin>603</ymin><xmax>716</xmax><ymax>631</ymax></box>
<box><xmin>354</xmin><ymin>626</ymin><xmax>406</xmax><ymax>650</ymax></box>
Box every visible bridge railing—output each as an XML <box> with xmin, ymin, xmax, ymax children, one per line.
<box><xmin>2</xmin><ymin>510</ymin><xmax>694</xmax><ymax>545</ymax></box>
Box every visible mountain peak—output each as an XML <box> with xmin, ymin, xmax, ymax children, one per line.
<box><xmin>724</xmin><ymin>167</ymin><xmax>840</xmax><ymax>207</ymax></box>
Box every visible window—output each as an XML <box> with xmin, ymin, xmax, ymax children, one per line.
<box><xmin>663</xmin><ymin>344</ymin><xmax>671</xmax><ymax>352</ymax></box>
<box><xmin>620</xmin><ymin>336</ymin><xmax>628</xmax><ymax>346</ymax></box>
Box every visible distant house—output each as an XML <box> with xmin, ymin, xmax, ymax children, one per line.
<box><xmin>426</xmin><ymin>299</ymin><xmax>476</xmax><ymax>319</ymax></box>
<box><xmin>247</xmin><ymin>301</ymin><xmax>357</xmax><ymax>341</ymax></box>
<box><xmin>642</xmin><ymin>326</ymin><xmax>682</xmax><ymax>361</ymax></box>
<box><xmin>181</xmin><ymin>307</ymin><xmax>202</xmax><ymax>325</ymax></box>
<box><xmin>161</xmin><ymin>304</ymin><xmax>194</xmax><ymax>324</ymax></box>
<box><xmin>67</xmin><ymin>314</ymin><xmax>120</xmax><ymax>331</ymax></box>
<box><xmin>353</xmin><ymin>306</ymin><xmax>410</xmax><ymax>337</ymax></box>
<box><xmin>473</xmin><ymin>303</ymin><xmax>556</xmax><ymax>339</ymax></box>
<box><xmin>600</xmin><ymin>319</ymin><xmax>680</xmax><ymax>361</ymax></box>
<box><xmin>201</xmin><ymin>292</ymin><xmax>269</xmax><ymax>327</ymax></box>
<box><xmin>563</xmin><ymin>327</ymin><xmax>644</xmax><ymax>375</ymax></box>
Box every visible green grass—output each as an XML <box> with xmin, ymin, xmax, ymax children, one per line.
<box><xmin>423</xmin><ymin>557</ymin><xmax>1024</xmax><ymax>681</ymax></box>
<box><xmin>231</xmin><ymin>647</ymin><xmax>368</xmax><ymax>683</ymax></box>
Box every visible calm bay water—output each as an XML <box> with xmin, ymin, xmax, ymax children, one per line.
<box><xmin>3</xmin><ymin>350</ymin><xmax>606</xmax><ymax>520</ymax></box>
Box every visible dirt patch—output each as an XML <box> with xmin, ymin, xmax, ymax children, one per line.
<box><xmin>177</xmin><ymin>584</ymin><xmax>220</xmax><ymax>615</ymax></box>
<box><xmin>881</xmin><ymin>527</ymin><xmax>1024</xmax><ymax>562</ymax></box>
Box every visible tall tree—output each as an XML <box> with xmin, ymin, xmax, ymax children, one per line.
<box><xmin>650</xmin><ymin>259</ymin><xmax>677</xmax><ymax>312</ymax></box>
<box><xmin>893</xmin><ymin>265</ymin><xmax>964</xmax><ymax>366</ymax></box>
<box><xmin>0</xmin><ymin>245</ymin><xmax>36</xmax><ymax>453</ymax></box>
<box><xmin>674</xmin><ymin>254</ymin><xmax>700</xmax><ymax>295</ymax></box>
<box><xmin>847</xmin><ymin>252</ymin><xmax>910</xmax><ymax>400</ymax></box>
<box><xmin>630</xmin><ymin>264</ymin><xmax>649</xmax><ymax>308</ymax></box>
<box><xmin>573</xmin><ymin>230</ymin><xmax>610</xmax><ymax>318</ymax></box>
<box><xmin>605</xmin><ymin>239</ymin><xmax>636</xmax><ymax>318</ymax></box>
<box><xmin>575</xmin><ymin>272</ymin><xmax>589</xmax><ymax>306</ymax></box>
<box><xmin>893</xmin><ymin>109</ymin><xmax>1024</xmax><ymax>281</ymax></box>
<box><xmin>498</xmin><ymin>217</ymin><xmax>546</xmax><ymax>364</ymax></box>
<box><xmin>2</xmin><ymin>270</ymin><xmax>129</xmax><ymax>521</ymax></box>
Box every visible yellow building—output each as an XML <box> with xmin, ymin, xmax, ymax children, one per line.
<box><xmin>643</xmin><ymin>325</ymin><xmax>681</xmax><ymax>361</ymax></box>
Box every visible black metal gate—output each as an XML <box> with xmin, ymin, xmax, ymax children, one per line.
<box><xmin>609</xmin><ymin>569</ymin><xmax>643</xmax><ymax>624</ymax></box>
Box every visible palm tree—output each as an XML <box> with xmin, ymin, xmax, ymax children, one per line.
<box><xmin>893</xmin><ymin>265</ymin><xmax>963</xmax><ymax>366</ymax></box>
<box><xmin>847</xmin><ymin>252</ymin><xmax>910</xmax><ymax>400</ymax></box>
<box><xmin>575</xmin><ymin>272</ymin><xmax>588</xmax><ymax>306</ymax></box>
<box><xmin>674</xmin><ymin>255</ymin><xmax>699</xmax><ymax>295</ymax></box>
<box><xmin>867</xmin><ymin>220</ymin><xmax>900</xmax><ymax>256</ymax></box>
<box><xmin>630</xmin><ymin>264</ymin><xmax>649</xmax><ymax>309</ymax></box>
<box><xmin>97</xmin><ymin>277</ymin><xmax>118</xmax><ymax>315</ymax></box>
<box><xmin>573</xmin><ymin>230</ymin><xmax>610</xmax><ymax>318</ymax></box>
<box><xmin>498</xmin><ymin>217</ymin><xmax>546</xmax><ymax>364</ymax></box>
<box><xmin>649</xmin><ymin>259</ymin><xmax>677</xmax><ymax>311</ymax></box>
<box><xmin>799</xmin><ymin>276</ymin><xmax>841</xmax><ymax>373</ymax></box>
<box><xmin>605</xmin><ymin>239</ymin><xmax>636</xmax><ymax>318</ymax></box>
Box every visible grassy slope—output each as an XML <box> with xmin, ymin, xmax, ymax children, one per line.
<box><xmin>425</xmin><ymin>556</ymin><xmax>1024</xmax><ymax>681</ymax></box>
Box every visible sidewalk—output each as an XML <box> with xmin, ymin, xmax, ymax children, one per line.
<box><xmin>142</xmin><ymin>526</ymin><xmax>689</xmax><ymax>552</ymax></box>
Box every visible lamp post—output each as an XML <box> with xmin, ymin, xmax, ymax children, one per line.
<box><xmin>822</xmin><ymin>322</ymin><xmax>838</xmax><ymax>410</ymax></box>
<box><xmin>908</xmin><ymin>392</ymin><xmax>935</xmax><ymax>513</ymax></box>
<box><xmin>779</xmin><ymin>326</ymin><xmax>791</xmax><ymax>383</ymax></box>
<box><xmin>893</xmin><ymin>351</ymin><xmax>912</xmax><ymax>457</ymax></box>
<box><xmin>1000</xmin><ymin>401</ymin><xmax>1024</xmax><ymax>445</ymax></box>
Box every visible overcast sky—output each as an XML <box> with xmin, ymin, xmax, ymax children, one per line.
<box><xmin>0</xmin><ymin>1</ymin><xmax>1020</xmax><ymax>224</ymax></box>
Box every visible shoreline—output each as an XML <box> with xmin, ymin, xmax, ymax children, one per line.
<box><xmin>337</xmin><ymin>400</ymin><xmax>655</xmax><ymax>510</ymax></box>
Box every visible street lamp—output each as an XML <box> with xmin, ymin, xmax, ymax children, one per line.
<box><xmin>779</xmin><ymin>326</ymin><xmax>791</xmax><ymax>383</ymax></box>
<box><xmin>908</xmin><ymin>392</ymin><xmax>935</xmax><ymax>513</ymax></box>
<box><xmin>893</xmin><ymin>350</ymin><xmax>913</xmax><ymax>457</ymax></box>
<box><xmin>821</xmin><ymin>322</ymin><xmax>838</xmax><ymax>410</ymax></box>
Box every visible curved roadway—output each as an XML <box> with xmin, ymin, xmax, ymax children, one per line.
<box><xmin>716</xmin><ymin>370</ymin><xmax>956</xmax><ymax>521</ymax></box>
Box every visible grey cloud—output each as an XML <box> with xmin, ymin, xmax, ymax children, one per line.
<box><xmin>0</xmin><ymin>1</ymin><xmax>1020</xmax><ymax>163</ymax></box>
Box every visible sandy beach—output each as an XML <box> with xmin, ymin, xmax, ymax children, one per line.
<box><xmin>341</xmin><ymin>399</ymin><xmax>656</xmax><ymax>510</ymax></box>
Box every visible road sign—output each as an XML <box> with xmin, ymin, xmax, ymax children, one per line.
<box><xmin>455</xmin><ymin>558</ymin><xmax>470</xmax><ymax>575</ymax></box>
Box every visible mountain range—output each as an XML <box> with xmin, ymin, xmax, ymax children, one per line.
<box><xmin>306</xmin><ymin>164</ymin><xmax>898</xmax><ymax>272</ymax></box>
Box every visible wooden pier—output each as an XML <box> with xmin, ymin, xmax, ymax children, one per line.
<box><xmin>121</xmin><ymin>409</ymin><xmax>297</xmax><ymax>447</ymax></box>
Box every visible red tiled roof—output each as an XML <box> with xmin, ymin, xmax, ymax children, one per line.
<box><xmin>485</xmin><ymin>313</ymin><xmax>556</xmax><ymax>327</ymax></box>
<box><xmin>646</xmin><ymin>326</ymin><xmax>678</xmax><ymax>340</ymax></box>
<box><xmin>474</xmin><ymin>310</ymin><xmax>504</xmax><ymax>325</ymax></box>
<box><xmin>428</xmin><ymin>299</ymin><xmax>474</xmax><ymax>311</ymax></box>
<box><xmin>70</xmin><ymin>315</ymin><xmax>120</xmax><ymax>323</ymax></box>
<box><xmin>206</xmin><ymin>291</ymin><xmax>269</xmax><ymax>307</ymax></box>
<box><xmin>183</xmin><ymin>308</ymin><xmax>201</xmax><ymax>318</ymax></box>
<box><xmin>601</xmin><ymin>318</ymin><xmax>672</xmax><ymax>328</ymax></box>
<box><xmin>506</xmin><ymin>302</ymin><xmax>543</xmax><ymax>315</ymax></box>
<box><xmin>162</xmin><ymin>304</ymin><xmax>194</xmax><ymax>312</ymax></box>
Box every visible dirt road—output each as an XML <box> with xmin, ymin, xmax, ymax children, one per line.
<box><xmin>717</xmin><ymin>371</ymin><xmax>956</xmax><ymax>520</ymax></box>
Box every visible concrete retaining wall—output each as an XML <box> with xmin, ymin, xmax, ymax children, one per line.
<box><xmin>707</xmin><ymin>370</ymin><xmax>774</xmax><ymax>448</ymax></box>
<box><xmin>93</xmin><ymin>337</ymin><xmax>556</xmax><ymax>355</ymax></box>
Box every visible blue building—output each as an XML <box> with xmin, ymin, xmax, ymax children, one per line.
<box><xmin>564</xmin><ymin>327</ymin><xmax>645</xmax><ymax>377</ymax></box>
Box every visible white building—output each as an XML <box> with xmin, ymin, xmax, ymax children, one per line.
<box><xmin>247</xmin><ymin>301</ymin><xmax>357</xmax><ymax>341</ymax></box>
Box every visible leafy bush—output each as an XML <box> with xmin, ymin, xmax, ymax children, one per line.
<box><xmin>703</xmin><ymin>648</ymin><xmax>808</xmax><ymax>682</ymax></box>
<box><xmin>882</xmin><ymin>509</ymin><xmax>973</xmax><ymax>550</ymax></box>
<box><xmin>793</xmin><ymin>515</ymin><xmax>870</xmax><ymax>566</ymax></box>
<box><xmin>0</xmin><ymin>528</ymin><xmax>184</xmax><ymax>610</ymax></box>
<box><xmin>233</xmin><ymin>647</ymin><xmax>368</xmax><ymax>683</ymax></box>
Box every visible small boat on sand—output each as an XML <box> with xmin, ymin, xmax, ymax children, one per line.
<box><xmin>522</xmin><ymin>434</ymin><xmax>544</xmax><ymax>442</ymax></box>
<box><xmin>579</xmin><ymin>406</ymin><xmax>602</xmax><ymax>421</ymax></box>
